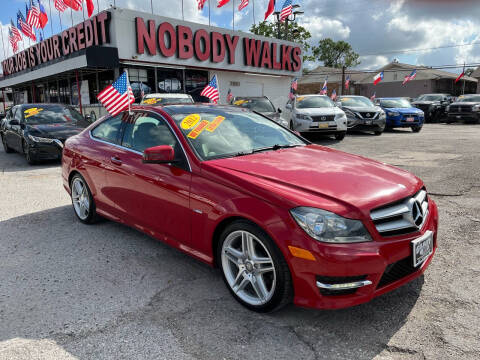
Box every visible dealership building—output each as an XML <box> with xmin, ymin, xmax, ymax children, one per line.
<box><xmin>0</xmin><ymin>8</ymin><xmax>302</xmax><ymax>119</ymax></box>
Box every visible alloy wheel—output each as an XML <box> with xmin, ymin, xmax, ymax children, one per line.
<box><xmin>221</xmin><ymin>230</ymin><xmax>276</xmax><ymax>306</ymax></box>
<box><xmin>71</xmin><ymin>178</ymin><xmax>90</xmax><ymax>221</ymax></box>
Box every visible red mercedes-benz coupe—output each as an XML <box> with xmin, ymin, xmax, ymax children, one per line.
<box><xmin>62</xmin><ymin>104</ymin><xmax>438</xmax><ymax>312</ymax></box>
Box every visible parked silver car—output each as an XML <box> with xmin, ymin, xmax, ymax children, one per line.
<box><xmin>286</xmin><ymin>95</ymin><xmax>347</xmax><ymax>140</ymax></box>
<box><xmin>338</xmin><ymin>96</ymin><xmax>386</xmax><ymax>136</ymax></box>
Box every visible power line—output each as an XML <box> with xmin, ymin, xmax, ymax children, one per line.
<box><xmin>358</xmin><ymin>42</ymin><xmax>480</xmax><ymax>57</ymax></box>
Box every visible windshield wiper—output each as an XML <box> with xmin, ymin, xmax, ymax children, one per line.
<box><xmin>252</xmin><ymin>144</ymin><xmax>301</xmax><ymax>153</ymax></box>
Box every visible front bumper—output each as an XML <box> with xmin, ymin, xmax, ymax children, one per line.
<box><xmin>386</xmin><ymin>116</ymin><xmax>424</xmax><ymax>128</ymax></box>
<box><xmin>347</xmin><ymin>117</ymin><xmax>386</xmax><ymax>131</ymax></box>
<box><xmin>28</xmin><ymin>141</ymin><xmax>63</xmax><ymax>160</ymax></box>
<box><xmin>447</xmin><ymin>112</ymin><xmax>480</xmax><ymax>122</ymax></box>
<box><xmin>271</xmin><ymin>199</ymin><xmax>438</xmax><ymax>310</ymax></box>
<box><xmin>293</xmin><ymin>117</ymin><xmax>347</xmax><ymax>133</ymax></box>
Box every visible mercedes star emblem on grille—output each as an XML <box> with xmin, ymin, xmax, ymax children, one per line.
<box><xmin>410</xmin><ymin>199</ymin><xmax>424</xmax><ymax>228</ymax></box>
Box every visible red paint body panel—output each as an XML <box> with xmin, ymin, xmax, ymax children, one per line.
<box><xmin>62</xmin><ymin>105</ymin><xmax>438</xmax><ymax>310</ymax></box>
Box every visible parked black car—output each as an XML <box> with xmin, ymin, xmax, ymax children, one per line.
<box><xmin>0</xmin><ymin>104</ymin><xmax>91</xmax><ymax>164</ymax></box>
<box><xmin>412</xmin><ymin>94</ymin><xmax>453</xmax><ymax>122</ymax></box>
<box><xmin>337</xmin><ymin>95</ymin><xmax>386</xmax><ymax>135</ymax></box>
<box><xmin>446</xmin><ymin>94</ymin><xmax>480</xmax><ymax>124</ymax></box>
<box><xmin>230</xmin><ymin>96</ymin><xmax>287</xmax><ymax>125</ymax></box>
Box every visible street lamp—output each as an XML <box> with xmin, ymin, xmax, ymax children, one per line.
<box><xmin>273</xmin><ymin>5</ymin><xmax>304</xmax><ymax>41</ymax></box>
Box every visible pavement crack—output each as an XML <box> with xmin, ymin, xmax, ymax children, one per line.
<box><xmin>384</xmin><ymin>344</ymin><xmax>419</xmax><ymax>355</ymax></box>
<box><xmin>287</xmin><ymin>326</ymin><xmax>318</xmax><ymax>358</ymax></box>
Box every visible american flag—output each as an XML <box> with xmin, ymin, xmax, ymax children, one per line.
<box><xmin>54</xmin><ymin>0</ymin><xmax>68</xmax><ymax>12</ymax></box>
<box><xmin>319</xmin><ymin>77</ymin><xmax>328</xmax><ymax>95</ymax></box>
<box><xmin>238</xmin><ymin>0</ymin><xmax>249</xmax><ymax>11</ymax></box>
<box><xmin>17</xmin><ymin>11</ymin><xmax>36</xmax><ymax>41</ymax></box>
<box><xmin>226</xmin><ymin>88</ymin><xmax>234</xmax><ymax>103</ymax></box>
<box><xmin>345</xmin><ymin>75</ymin><xmax>350</xmax><ymax>90</ymax></box>
<box><xmin>217</xmin><ymin>0</ymin><xmax>231</xmax><ymax>8</ymax></box>
<box><xmin>9</xmin><ymin>28</ymin><xmax>19</xmax><ymax>53</ymax></box>
<box><xmin>26</xmin><ymin>1</ymin><xmax>41</xmax><ymax>29</ymax></box>
<box><xmin>11</xmin><ymin>20</ymin><xmax>22</xmax><ymax>42</ymax></box>
<box><xmin>197</xmin><ymin>0</ymin><xmax>207</xmax><ymax>10</ymax></box>
<box><xmin>291</xmin><ymin>77</ymin><xmax>298</xmax><ymax>91</ymax></box>
<box><xmin>201</xmin><ymin>75</ymin><xmax>220</xmax><ymax>104</ymax></box>
<box><xmin>65</xmin><ymin>0</ymin><xmax>83</xmax><ymax>11</ymax></box>
<box><xmin>97</xmin><ymin>71</ymin><xmax>135</xmax><ymax>117</ymax></box>
<box><xmin>402</xmin><ymin>69</ymin><xmax>417</xmax><ymax>85</ymax></box>
<box><xmin>370</xmin><ymin>92</ymin><xmax>376</xmax><ymax>101</ymax></box>
<box><xmin>279</xmin><ymin>0</ymin><xmax>293</xmax><ymax>22</ymax></box>
<box><xmin>330</xmin><ymin>89</ymin><xmax>337</xmax><ymax>101</ymax></box>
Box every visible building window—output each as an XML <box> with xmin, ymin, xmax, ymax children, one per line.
<box><xmin>185</xmin><ymin>70</ymin><xmax>209</xmax><ymax>102</ymax></box>
<box><xmin>157</xmin><ymin>68</ymin><xmax>184</xmax><ymax>94</ymax></box>
<box><xmin>123</xmin><ymin>67</ymin><xmax>156</xmax><ymax>103</ymax></box>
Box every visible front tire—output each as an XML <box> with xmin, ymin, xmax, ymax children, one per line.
<box><xmin>374</xmin><ymin>130</ymin><xmax>383</xmax><ymax>136</ymax></box>
<box><xmin>1</xmin><ymin>134</ymin><xmax>13</xmax><ymax>153</ymax></box>
<box><xmin>334</xmin><ymin>132</ymin><xmax>346</xmax><ymax>141</ymax></box>
<box><xmin>70</xmin><ymin>174</ymin><xmax>98</xmax><ymax>224</ymax></box>
<box><xmin>218</xmin><ymin>220</ymin><xmax>293</xmax><ymax>313</ymax></box>
<box><xmin>23</xmin><ymin>140</ymin><xmax>36</xmax><ymax>165</ymax></box>
<box><xmin>411</xmin><ymin>125</ymin><xmax>422</xmax><ymax>133</ymax></box>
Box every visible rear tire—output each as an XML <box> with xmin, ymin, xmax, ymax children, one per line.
<box><xmin>70</xmin><ymin>173</ymin><xmax>98</xmax><ymax>224</ymax></box>
<box><xmin>334</xmin><ymin>132</ymin><xmax>346</xmax><ymax>141</ymax></box>
<box><xmin>218</xmin><ymin>220</ymin><xmax>293</xmax><ymax>313</ymax></box>
<box><xmin>1</xmin><ymin>134</ymin><xmax>13</xmax><ymax>153</ymax></box>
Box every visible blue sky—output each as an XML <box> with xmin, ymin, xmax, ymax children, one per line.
<box><xmin>1</xmin><ymin>0</ymin><xmax>478</xmax><ymax>75</ymax></box>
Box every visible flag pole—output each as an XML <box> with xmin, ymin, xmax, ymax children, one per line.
<box><xmin>97</xmin><ymin>0</ymin><xmax>100</xmax><ymax>15</ymax></box>
<box><xmin>182</xmin><ymin>0</ymin><xmax>184</xmax><ymax>20</ymax></box>
<box><xmin>48</xmin><ymin>0</ymin><xmax>54</xmax><ymax>36</ymax></box>
<box><xmin>126</xmin><ymin>70</ymin><xmax>133</xmax><ymax>115</ymax></box>
<box><xmin>252</xmin><ymin>0</ymin><xmax>256</xmax><ymax>25</ymax></box>
<box><xmin>232</xmin><ymin>0</ymin><xmax>235</xmax><ymax>31</ymax></box>
<box><xmin>208</xmin><ymin>0</ymin><xmax>211</xmax><ymax>26</ymax></box>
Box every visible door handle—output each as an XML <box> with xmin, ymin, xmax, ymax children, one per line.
<box><xmin>110</xmin><ymin>156</ymin><xmax>122</xmax><ymax>165</ymax></box>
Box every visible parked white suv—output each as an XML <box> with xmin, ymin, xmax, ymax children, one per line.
<box><xmin>286</xmin><ymin>95</ymin><xmax>348</xmax><ymax>140</ymax></box>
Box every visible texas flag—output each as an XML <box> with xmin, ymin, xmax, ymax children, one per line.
<box><xmin>373</xmin><ymin>71</ymin><xmax>384</xmax><ymax>85</ymax></box>
<box><xmin>455</xmin><ymin>68</ymin><xmax>465</xmax><ymax>83</ymax></box>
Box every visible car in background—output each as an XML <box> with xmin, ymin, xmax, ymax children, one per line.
<box><xmin>377</xmin><ymin>97</ymin><xmax>424</xmax><ymax>132</ymax></box>
<box><xmin>338</xmin><ymin>96</ymin><xmax>386</xmax><ymax>136</ymax></box>
<box><xmin>446</xmin><ymin>94</ymin><xmax>480</xmax><ymax>124</ymax></box>
<box><xmin>62</xmin><ymin>104</ymin><xmax>437</xmax><ymax>312</ymax></box>
<box><xmin>0</xmin><ymin>104</ymin><xmax>90</xmax><ymax>164</ymax></box>
<box><xmin>141</xmin><ymin>93</ymin><xmax>194</xmax><ymax>105</ymax></box>
<box><xmin>230</xmin><ymin>96</ymin><xmax>287</xmax><ymax>126</ymax></box>
<box><xmin>285</xmin><ymin>95</ymin><xmax>347</xmax><ymax>140</ymax></box>
<box><xmin>412</xmin><ymin>94</ymin><xmax>453</xmax><ymax>123</ymax></box>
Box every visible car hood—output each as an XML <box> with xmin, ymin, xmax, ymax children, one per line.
<box><xmin>384</xmin><ymin>107</ymin><xmax>423</xmax><ymax>114</ymax></box>
<box><xmin>342</xmin><ymin>106</ymin><xmax>380</xmax><ymax>112</ymax></box>
<box><xmin>295</xmin><ymin>108</ymin><xmax>339</xmax><ymax>116</ymax></box>
<box><xmin>412</xmin><ymin>101</ymin><xmax>439</xmax><ymax>105</ymax></box>
<box><xmin>261</xmin><ymin>111</ymin><xmax>281</xmax><ymax>120</ymax></box>
<box><xmin>27</xmin><ymin>123</ymin><xmax>84</xmax><ymax>139</ymax></box>
<box><xmin>203</xmin><ymin>145</ymin><xmax>422</xmax><ymax>218</ymax></box>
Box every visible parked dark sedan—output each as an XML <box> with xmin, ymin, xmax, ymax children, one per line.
<box><xmin>446</xmin><ymin>94</ymin><xmax>480</xmax><ymax>124</ymax></box>
<box><xmin>411</xmin><ymin>94</ymin><xmax>453</xmax><ymax>123</ymax></box>
<box><xmin>231</xmin><ymin>96</ymin><xmax>287</xmax><ymax>126</ymax></box>
<box><xmin>337</xmin><ymin>96</ymin><xmax>386</xmax><ymax>135</ymax></box>
<box><xmin>0</xmin><ymin>104</ymin><xmax>91</xmax><ymax>164</ymax></box>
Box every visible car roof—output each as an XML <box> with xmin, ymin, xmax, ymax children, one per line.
<box><xmin>234</xmin><ymin>96</ymin><xmax>268</xmax><ymax>99</ymax></box>
<box><xmin>144</xmin><ymin>93</ymin><xmax>192</xmax><ymax>98</ymax></box>
<box><xmin>296</xmin><ymin>94</ymin><xmax>329</xmax><ymax>98</ymax></box>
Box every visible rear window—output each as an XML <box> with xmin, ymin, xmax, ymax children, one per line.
<box><xmin>141</xmin><ymin>96</ymin><xmax>193</xmax><ymax>105</ymax></box>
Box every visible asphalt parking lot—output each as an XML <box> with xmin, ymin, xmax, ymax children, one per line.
<box><xmin>0</xmin><ymin>124</ymin><xmax>479</xmax><ymax>360</ymax></box>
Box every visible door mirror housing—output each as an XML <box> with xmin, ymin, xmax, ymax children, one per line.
<box><xmin>84</xmin><ymin>115</ymin><xmax>92</xmax><ymax>122</ymax></box>
<box><xmin>286</xmin><ymin>103</ymin><xmax>293</xmax><ymax>110</ymax></box>
<box><xmin>277</xmin><ymin>108</ymin><xmax>282</xmax><ymax>113</ymax></box>
<box><xmin>335</xmin><ymin>101</ymin><xmax>342</xmax><ymax>107</ymax></box>
<box><xmin>143</xmin><ymin>145</ymin><xmax>176</xmax><ymax>164</ymax></box>
<box><xmin>9</xmin><ymin>119</ymin><xmax>19</xmax><ymax>126</ymax></box>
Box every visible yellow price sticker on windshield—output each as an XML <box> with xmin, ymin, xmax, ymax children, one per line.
<box><xmin>206</xmin><ymin>116</ymin><xmax>225</xmax><ymax>132</ymax></box>
<box><xmin>188</xmin><ymin>120</ymin><xmax>209</xmax><ymax>139</ymax></box>
<box><xmin>143</xmin><ymin>98</ymin><xmax>160</xmax><ymax>105</ymax></box>
<box><xmin>24</xmin><ymin>108</ymin><xmax>43</xmax><ymax>118</ymax></box>
<box><xmin>296</xmin><ymin>96</ymin><xmax>305</xmax><ymax>102</ymax></box>
<box><xmin>233</xmin><ymin>100</ymin><xmax>249</xmax><ymax>105</ymax></box>
<box><xmin>181</xmin><ymin>113</ymin><xmax>201</xmax><ymax>130</ymax></box>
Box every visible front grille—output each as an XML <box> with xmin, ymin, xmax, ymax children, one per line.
<box><xmin>415</xmin><ymin>104</ymin><xmax>430</xmax><ymax>112</ymax></box>
<box><xmin>311</xmin><ymin>115</ymin><xmax>335</xmax><ymax>122</ymax></box>
<box><xmin>358</xmin><ymin>112</ymin><xmax>379</xmax><ymax>119</ymax></box>
<box><xmin>370</xmin><ymin>189</ymin><xmax>429</xmax><ymax>237</ymax></box>
<box><xmin>377</xmin><ymin>256</ymin><xmax>419</xmax><ymax>288</ymax></box>
<box><xmin>316</xmin><ymin>275</ymin><xmax>368</xmax><ymax>296</ymax></box>
<box><xmin>449</xmin><ymin>105</ymin><xmax>472</xmax><ymax>113</ymax></box>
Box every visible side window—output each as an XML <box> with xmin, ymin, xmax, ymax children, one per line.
<box><xmin>91</xmin><ymin>115</ymin><xmax>123</xmax><ymax>144</ymax></box>
<box><xmin>121</xmin><ymin>113</ymin><xmax>188</xmax><ymax>170</ymax></box>
<box><xmin>15</xmin><ymin>107</ymin><xmax>22</xmax><ymax>122</ymax></box>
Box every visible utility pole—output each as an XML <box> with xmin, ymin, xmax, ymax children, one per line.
<box><xmin>341</xmin><ymin>66</ymin><xmax>346</xmax><ymax>96</ymax></box>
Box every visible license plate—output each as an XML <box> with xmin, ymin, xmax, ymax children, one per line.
<box><xmin>406</xmin><ymin>117</ymin><xmax>414</xmax><ymax>122</ymax></box>
<box><xmin>411</xmin><ymin>231</ymin><xmax>434</xmax><ymax>267</ymax></box>
<box><xmin>318</xmin><ymin>123</ymin><xmax>329</xmax><ymax>129</ymax></box>
<box><xmin>365</xmin><ymin>120</ymin><xmax>372</xmax><ymax>125</ymax></box>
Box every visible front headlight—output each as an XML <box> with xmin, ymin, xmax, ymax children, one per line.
<box><xmin>28</xmin><ymin>135</ymin><xmax>54</xmax><ymax>143</ymax></box>
<box><xmin>334</xmin><ymin>113</ymin><xmax>347</xmax><ymax>120</ymax></box>
<box><xmin>290</xmin><ymin>207</ymin><xmax>372</xmax><ymax>243</ymax></box>
<box><xmin>473</xmin><ymin>105</ymin><xmax>480</xmax><ymax>112</ymax></box>
<box><xmin>387</xmin><ymin>111</ymin><xmax>400</xmax><ymax>117</ymax></box>
<box><xmin>296</xmin><ymin>113</ymin><xmax>312</xmax><ymax>120</ymax></box>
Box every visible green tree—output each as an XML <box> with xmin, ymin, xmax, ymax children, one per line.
<box><xmin>312</xmin><ymin>38</ymin><xmax>360</xmax><ymax>68</ymax></box>
<box><xmin>250</xmin><ymin>21</ymin><xmax>315</xmax><ymax>62</ymax></box>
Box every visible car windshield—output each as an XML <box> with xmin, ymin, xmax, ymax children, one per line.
<box><xmin>379</xmin><ymin>99</ymin><xmax>412</xmax><ymax>108</ymax></box>
<box><xmin>141</xmin><ymin>96</ymin><xmax>194</xmax><ymax>105</ymax></box>
<box><xmin>233</xmin><ymin>98</ymin><xmax>276</xmax><ymax>113</ymax></box>
<box><xmin>296</xmin><ymin>96</ymin><xmax>334</xmax><ymax>109</ymax></box>
<box><xmin>417</xmin><ymin>95</ymin><xmax>444</xmax><ymax>101</ymax></box>
<box><xmin>23</xmin><ymin>105</ymin><xmax>84</xmax><ymax>125</ymax></box>
<box><xmin>171</xmin><ymin>108</ymin><xmax>305</xmax><ymax>160</ymax></box>
<box><xmin>458</xmin><ymin>96</ymin><xmax>480</xmax><ymax>102</ymax></box>
<box><xmin>339</xmin><ymin>97</ymin><xmax>374</xmax><ymax>107</ymax></box>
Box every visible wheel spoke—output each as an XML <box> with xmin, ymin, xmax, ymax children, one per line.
<box><xmin>256</xmin><ymin>266</ymin><xmax>274</xmax><ymax>275</ymax></box>
<box><xmin>74</xmin><ymin>181</ymin><xmax>83</xmax><ymax>196</ymax></box>
<box><xmin>242</xmin><ymin>232</ymin><xmax>255</xmax><ymax>259</ymax></box>
<box><xmin>253</xmin><ymin>256</ymin><xmax>272</xmax><ymax>265</ymax></box>
<box><xmin>251</xmin><ymin>275</ymin><xmax>268</xmax><ymax>301</ymax></box>
<box><xmin>224</xmin><ymin>246</ymin><xmax>243</xmax><ymax>265</ymax></box>
<box><xmin>232</xmin><ymin>273</ymin><xmax>249</xmax><ymax>293</ymax></box>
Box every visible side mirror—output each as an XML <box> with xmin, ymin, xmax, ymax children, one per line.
<box><xmin>286</xmin><ymin>103</ymin><xmax>293</xmax><ymax>110</ymax></box>
<box><xmin>277</xmin><ymin>108</ymin><xmax>282</xmax><ymax>113</ymax></box>
<box><xmin>9</xmin><ymin>119</ymin><xmax>19</xmax><ymax>126</ymax></box>
<box><xmin>335</xmin><ymin>102</ymin><xmax>342</xmax><ymax>107</ymax></box>
<box><xmin>143</xmin><ymin>145</ymin><xmax>176</xmax><ymax>164</ymax></box>
<box><xmin>84</xmin><ymin>115</ymin><xmax>92</xmax><ymax>122</ymax></box>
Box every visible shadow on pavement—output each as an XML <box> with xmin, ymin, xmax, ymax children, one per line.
<box><xmin>0</xmin><ymin>206</ymin><xmax>423</xmax><ymax>360</ymax></box>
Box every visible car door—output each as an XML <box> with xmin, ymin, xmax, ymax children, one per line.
<box><xmin>104</xmin><ymin>111</ymin><xmax>192</xmax><ymax>246</ymax></box>
<box><xmin>6</xmin><ymin>107</ymin><xmax>23</xmax><ymax>152</ymax></box>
